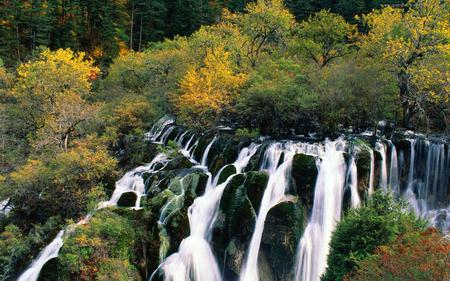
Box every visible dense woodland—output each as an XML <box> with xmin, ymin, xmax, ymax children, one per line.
<box><xmin>0</xmin><ymin>0</ymin><xmax>449</xmax><ymax>280</ymax></box>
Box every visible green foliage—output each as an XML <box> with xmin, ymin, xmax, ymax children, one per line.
<box><xmin>7</xmin><ymin>138</ymin><xmax>117</xmax><ymax>227</ymax></box>
<box><xmin>322</xmin><ymin>191</ymin><xmax>426</xmax><ymax>281</ymax></box>
<box><xmin>58</xmin><ymin>210</ymin><xmax>140</xmax><ymax>281</ymax></box>
<box><xmin>237</xmin><ymin>57</ymin><xmax>317</xmax><ymax>135</ymax></box>
<box><xmin>311</xmin><ymin>56</ymin><xmax>398</xmax><ymax>133</ymax></box>
<box><xmin>292</xmin><ymin>10</ymin><xmax>356</xmax><ymax>68</ymax></box>
<box><xmin>234</xmin><ymin>128</ymin><xmax>260</xmax><ymax>141</ymax></box>
<box><xmin>0</xmin><ymin>216</ymin><xmax>62</xmax><ymax>280</ymax></box>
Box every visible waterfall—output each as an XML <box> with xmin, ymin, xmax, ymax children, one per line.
<box><xmin>240</xmin><ymin>142</ymin><xmax>319</xmax><ymax>281</ymax></box>
<box><xmin>368</xmin><ymin>149</ymin><xmax>375</xmax><ymax>196</ymax></box>
<box><xmin>176</xmin><ymin>131</ymin><xmax>189</xmax><ymax>146</ymax></box>
<box><xmin>17</xmin><ymin>231</ymin><xmax>65</xmax><ymax>281</ymax></box>
<box><xmin>153</xmin><ymin>144</ymin><xmax>260</xmax><ymax>281</ymax></box>
<box><xmin>0</xmin><ymin>198</ymin><xmax>11</xmax><ymax>215</ymax></box>
<box><xmin>200</xmin><ymin>136</ymin><xmax>217</xmax><ymax>167</ymax></box>
<box><xmin>375</xmin><ymin>141</ymin><xmax>388</xmax><ymax>191</ymax></box>
<box><xmin>388</xmin><ymin>141</ymin><xmax>399</xmax><ymax>194</ymax></box>
<box><xmin>294</xmin><ymin>139</ymin><xmax>347</xmax><ymax>281</ymax></box>
<box><xmin>145</xmin><ymin>116</ymin><xmax>175</xmax><ymax>142</ymax></box>
<box><xmin>99</xmin><ymin>154</ymin><xmax>168</xmax><ymax>209</ymax></box>
<box><xmin>181</xmin><ymin>134</ymin><xmax>196</xmax><ymax>159</ymax></box>
<box><xmin>347</xmin><ymin>157</ymin><xmax>360</xmax><ymax>208</ymax></box>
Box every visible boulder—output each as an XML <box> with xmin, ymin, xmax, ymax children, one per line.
<box><xmin>217</xmin><ymin>165</ymin><xmax>237</xmax><ymax>186</ymax></box>
<box><xmin>244</xmin><ymin>171</ymin><xmax>269</xmax><ymax>213</ymax></box>
<box><xmin>291</xmin><ymin>153</ymin><xmax>317</xmax><ymax>212</ymax></box>
<box><xmin>261</xmin><ymin>198</ymin><xmax>305</xmax><ymax>281</ymax></box>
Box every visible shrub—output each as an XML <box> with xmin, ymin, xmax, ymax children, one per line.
<box><xmin>322</xmin><ymin>191</ymin><xmax>426</xmax><ymax>281</ymax></box>
<box><xmin>346</xmin><ymin>228</ymin><xmax>450</xmax><ymax>281</ymax></box>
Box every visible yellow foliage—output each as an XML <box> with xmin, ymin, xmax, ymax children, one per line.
<box><xmin>175</xmin><ymin>47</ymin><xmax>247</xmax><ymax>128</ymax></box>
<box><xmin>359</xmin><ymin>0</ymin><xmax>450</xmax><ymax>119</ymax></box>
<box><xmin>13</xmin><ymin>49</ymin><xmax>100</xmax><ymax>151</ymax></box>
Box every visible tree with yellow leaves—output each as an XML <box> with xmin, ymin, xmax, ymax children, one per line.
<box><xmin>359</xmin><ymin>0</ymin><xmax>449</xmax><ymax>130</ymax></box>
<box><xmin>13</xmin><ymin>48</ymin><xmax>99</xmax><ymax>151</ymax></box>
<box><xmin>174</xmin><ymin>47</ymin><xmax>247</xmax><ymax>128</ymax></box>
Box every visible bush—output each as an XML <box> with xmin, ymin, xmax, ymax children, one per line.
<box><xmin>346</xmin><ymin>228</ymin><xmax>450</xmax><ymax>281</ymax></box>
<box><xmin>58</xmin><ymin>210</ymin><xmax>140</xmax><ymax>281</ymax></box>
<box><xmin>322</xmin><ymin>191</ymin><xmax>425</xmax><ymax>281</ymax></box>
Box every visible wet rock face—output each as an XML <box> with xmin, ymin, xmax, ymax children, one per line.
<box><xmin>356</xmin><ymin>146</ymin><xmax>371</xmax><ymax>199</ymax></box>
<box><xmin>291</xmin><ymin>153</ymin><xmax>317</xmax><ymax>213</ymax></box>
<box><xmin>165</xmin><ymin>208</ymin><xmax>190</xmax><ymax>255</ymax></box>
<box><xmin>163</xmin><ymin>155</ymin><xmax>192</xmax><ymax>171</ymax></box>
<box><xmin>244</xmin><ymin>171</ymin><xmax>269</xmax><ymax>214</ymax></box>
<box><xmin>214</xmin><ymin>174</ymin><xmax>257</xmax><ymax>280</ymax></box>
<box><xmin>261</xmin><ymin>199</ymin><xmax>304</xmax><ymax>281</ymax></box>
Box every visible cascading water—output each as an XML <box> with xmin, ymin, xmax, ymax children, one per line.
<box><xmin>16</xmin><ymin>117</ymin><xmax>178</xmax><ymax>281</ymax></box>
<box><xmin>294</xmin><ymin>139</ymin><xmax>347</xmax><ymax>281</ymax></box>
<box><xmin>145</xmin><ymin>116</ymin><xmax>175</xmax><ymax>142</ymax></box>
<box><xmin>240</xmin><ymin>142</ymin><xmax>320</xmax><ymax>281</ymax></box>
<box><xmin>388</xmin><ymin>140</ymin><xmax>399</xmax><ymax>194</ymax></box>
<box><xmin>99</xmin><ymin>154</ymin><xmax>168</xmax><ymax>209</ymax></box>
<box><xmin>13</xmin><ymin>113</ymin><xmax>450</xmax><ymax>281</ymax></box>
<box><xmin>17</xmin><ymin>231</ymin><xmax>65</xmax><ymax>281</ymax></box>
<box><xmin>368</xmin><ymin>149</ymin><xmax>375</xmax><ymax>196</ymax></box>
<box><xmin>347</xmin><ymin>157</ymin><xmax>360</xmax><ymax>208</ymax></box>
<box><xmin>375</xmin><ymin>141</ymin><xmax>388</xmax><ymax>191</ymax></box>
<box><xmin>201</xmin><ymin>136</ymin><xmax>217</xmax><ymax>167</ymax></box>
<box><xmin>153</xmin><ymin>143</ymin><xmax>260</xmax><ymax>281</ymax></box>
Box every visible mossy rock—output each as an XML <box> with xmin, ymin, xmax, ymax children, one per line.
<box><xmin>165</xmin><ymin>208</ymin><xmax>190</xmax><ymax>255</ymax></box>
<box><xmin>219</xmin><ymin>174</ymin><xmax>255</xmax><ymax>238</ymax></box>
<box><xmin>217</xmin><ymin>165</ymin><xmax>237</xmax><ymax>185</ymax></box>
<box><xmin>244</xmin><ymin>171</ymin><xmax>269</xmax><ymax>213</ymax></box>
<box><xmin>117</xmin><ymin>192</ymin><xmax>138</xmax><ymax>207</ymax></box>
<box><xmin>291</xmin><ymin>153</ymin><xmax>317</xmax><ymax>212</ymax></box>
<box><xmin>209</xmin><ymin>137</ymin><xmax>239</xmax><ymax>175</ymax></box>
<box><xmin>214</xmin><ymin>174</ymin><xmax>256</xmax><ymax>269</ymax></box>
<box><xmin>163</xmin><ymin>155</ymin><xmax>192</xmax><ymax>171</ymax></box>
<box><xmin>261</xmin><ymin>198</ymin><xmax>305</xmax><ymax>281</ymax></box>
<box><xmin>245</xmin><ymin>143</ymin><xmax>267</xmax><ymax>172</ymax></box>
<box><xmin>356</xmin><ymin>146</ymin><xmax>371</xmax><ymax>200</ymax></box>
<box><xmin>145</xmin><ymin>189</ymin><xmax>175</xmax><ymax>214</ymax></box>
<box><xmin>222</xmin><ymin>238</ymin><xmax>247</xmax><ymax>280</ymax></box>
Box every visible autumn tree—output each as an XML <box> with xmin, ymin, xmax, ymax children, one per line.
<box><xmin>13</xmin><ymin>48</ymin><xmax>99</xmax><ymax>151</ymax></box>
<box><xmin>359</xmin><ymin>0</ymin><xmax>450</xmax><ymax>129</ymax></box>
<box><xmin>293</xmin><ymin>10</ymin><xmax>356</xmax><ymax>68</ymax></box>
<box><xmin>174</xmin><ymin>47</ymin><xmax>247</xmax><ymax>128</ymax></box>
<box><xmin>346</xmin><ymin>228</ymin><xmax>450</xmax><ymax>281</ymax></box>
<box><xmin>225</xmin><ymin>0</ymin><xmax>296</xmax><ymax>66</ymax></box>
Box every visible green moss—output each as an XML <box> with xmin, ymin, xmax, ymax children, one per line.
<box><xmin>292</xmin><ymin>153</ymin><xmax>317</xmax><ymax>211</ymax></box>
<box><xmin>261</xmin><ymin>198</ymin><xmax>305</xmax><ymax>281</ymax></box>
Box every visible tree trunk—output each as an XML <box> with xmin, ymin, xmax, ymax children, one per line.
<box><xmin>130</xmin><ymin>3</ymin><xmax>134</xmax><ymax>50</ymax></box>
<box><xmin>138</xmin><ymin>16</ymin><xmax>143</xmax><ymax>51</ymax></box>
<box><xmin>398</xmin><ymin>70</ymin><xmax>414</xmax><ymax>129</ymax></box>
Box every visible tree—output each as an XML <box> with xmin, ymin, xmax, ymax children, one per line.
<box><xmin>358</xmin><ymin>0</ymin><xmax>450</xmax><ymax>129</ymax></box>
<box><xmin>236</xmin><ymin>56</ymin><xmax>317</xmax><ymax>135</ymax></box>
<box><xmin>293</xmin><ymin>10</ymin><xmax>356</xmax><ymax>68</ymax></box>
<box><xmin>13</xmin><ymin>48</ymin><xmax>99</xmax><ymax>151</ymax></box>
<box><xmin>322</xmin><ymin>191</ymin><xmax>425</xmax><ymax>281</ymax></box>
<box><xmin>174</xmin><ymin>47</ymin><xmax>247</xmax><ymax>128</ymax></box>
<box><xmin>225</xmin><ymin>0</ymin><xmax>296</xmax><ymax>66</ymax></box>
